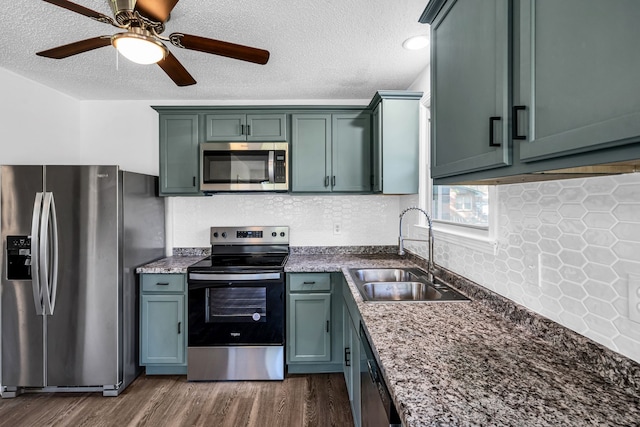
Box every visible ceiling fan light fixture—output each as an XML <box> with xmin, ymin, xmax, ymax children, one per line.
<box><xmin>112</xmin><ymin>30</ymin><xmax>167</xmax><ymax>65</ymax></box>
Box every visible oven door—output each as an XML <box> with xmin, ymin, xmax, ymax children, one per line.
<box><xmin>188</xmin><ymin>271</ymin><xmax>284</xmax><ymax>346</ymax></box>
<box><xmin>200</xmin><ymin>142</ymin><xmax>288</xmax><ymax>192</ymax></box>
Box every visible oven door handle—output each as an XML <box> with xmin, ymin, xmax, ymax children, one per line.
<box><xmin>189</xmin><ymin>272</ymin><xmax>282</xmax><ymax>282</ymax></box>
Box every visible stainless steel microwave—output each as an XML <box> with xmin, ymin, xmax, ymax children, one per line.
<box><xmin>200</xmin><ymin>142</ymin><xmax>289</xmax><ymax>192</ymax></box>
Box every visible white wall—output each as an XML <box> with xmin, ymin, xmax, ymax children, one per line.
<box><xmin>0</xmin><ymin>68</ymin><xmax>81</xmax><ymax>164</ymax></box>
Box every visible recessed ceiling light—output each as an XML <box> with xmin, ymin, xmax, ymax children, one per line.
<box><xmin>402</xmin><ymin>35</ymin><xmax>429</xmax><ymax>50</ymax></box>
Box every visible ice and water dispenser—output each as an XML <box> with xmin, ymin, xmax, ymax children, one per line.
<box><xmin>6</xmin><ymin>236</ymin><xmax>32</xmax><ymax>280</ymax></box>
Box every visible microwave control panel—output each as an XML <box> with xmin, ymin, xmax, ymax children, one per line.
<box><xmin>274</xmin><ymin>151</ymin><xmax>286</xmax><ymax>183</ymax></box>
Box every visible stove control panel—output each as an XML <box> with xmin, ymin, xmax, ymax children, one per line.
<box><xmin>210</xmin><ymin>226</ymin><xmax>289</xmax><ymax>245</ymax></box>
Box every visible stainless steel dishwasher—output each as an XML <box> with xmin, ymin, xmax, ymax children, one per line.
<box><xmin>360</xmin><ymin>324</ymin><xmax>402</xmax><ymax>427</ymax></box>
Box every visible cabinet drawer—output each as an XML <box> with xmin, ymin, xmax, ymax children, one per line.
<box><xmin>289</xmin><ymin>273</ymin><xmax>331</xmax><ymax>292</ymax></box>
<box><xmin>141</xmin><ymin>274</ymin><xmax>185</xmax><ymax>293</ymax></box>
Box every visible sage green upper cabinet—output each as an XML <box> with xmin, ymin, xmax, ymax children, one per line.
<box><xmin>159</xmin><ymin>114</ymin><xmax>200</xmax><ymax>195</ymax></box>
<box><xmin>422</xmin><ymin>0</ymin><xmax>640</xmax><ymax>184</ymax></box>
<box><xmin>291</xmin><ymin>112</ymin><xmax>371</xmax><ymax>193</ymax></box>
<box><xmin>369</xmin><ymin>91</ymin><xmax>423</xmax><ymax>194</ymax></box>
<box><xmin>515</xmin><ymin>0</ymin><xmax>640</xmax><ymax>162</ymax></box>
<box><xmin>205</xmin><ymin>113</ymin><xmax>287</xmax><ymax>141</ymax></box>
<box><xmin>429</xmin><ymin>0</ymin><xmax>511</xmax><ymax>180</ymax></box>
<box><xmin>332</xmin><ymin>114</ymin><xmax>371</xmax><ymax>192</ymax></box>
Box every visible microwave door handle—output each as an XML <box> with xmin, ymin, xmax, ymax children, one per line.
<box><xmin>268</xmin><ymin>150</ymin><xmax>275</xmax><ymax>183</ymax></box>
<box><xmin>30</xmin><ymin>192</ymin><xmax>44</xmax><ymax>315</ymax></box>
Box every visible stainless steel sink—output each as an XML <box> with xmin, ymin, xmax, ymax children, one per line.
<box><xmin>348</xmin><ymin>268</ymin><xmax>469</xmax><ymax>303</ymax></box>
<box><xmin>361</xmin><ymin>281</ymin><xmax>442</xmax><ymax>301</ymax></box>
<box><xmin>352</xmin><ymin>268</ymin><xmax>419</xmax><ymax>282</ymax></box>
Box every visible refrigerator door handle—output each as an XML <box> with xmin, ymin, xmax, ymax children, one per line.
<box><xmin>40</xmin><ymin>192</ymin><xmax>59</xmax><ymax>315</ymax></box>
<box><xmin>30</xmin><ymin>192</ymin><xmax>45</xmax><ymax>315</ymax></box>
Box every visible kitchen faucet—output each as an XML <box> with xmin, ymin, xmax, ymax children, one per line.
<box><xmin>398</xmin><ymin>207</ymin><xmax>435</xmax><ymax>281</ymax></box>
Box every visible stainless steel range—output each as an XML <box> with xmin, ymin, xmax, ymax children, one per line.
<box><xmin>186</xmin><ymin>226</ymin><xmax>289</xmax><ymax>381</ymax></box>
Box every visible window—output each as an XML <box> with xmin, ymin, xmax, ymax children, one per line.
<box><xmin>432</xmin><ymin>185</ymin><xmax>489</xmax><ymax>227</ymax></box>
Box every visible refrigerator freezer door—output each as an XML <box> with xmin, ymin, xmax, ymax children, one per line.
<box><xmin>44</xmin><ymin>166</ymin><xmax>121</xmax><ymax>387</ymax></box>
<box><xmin>1</xmin><ymin>166</ymin><xmax>46</xmax><ymax>388</ymax></box>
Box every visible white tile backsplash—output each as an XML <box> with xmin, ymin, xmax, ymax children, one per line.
<box><xmin>407</xmin><ymin>173</ymin><xmax>640</xmax><ymax>364</ymax></box>
<box><xmin>170</xmin><ymin>193</ymin><xmax>401</xmax><ymax>247</ymax></box>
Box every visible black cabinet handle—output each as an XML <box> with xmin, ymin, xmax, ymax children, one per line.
<box><xmin>303</xmin><ymin>281</ymin><xmax>316</xmax><ymax>285</ymax></box>
<box><xmin>324</xmin><ymin>176</ymin><xmax>330</xmax><ymax>187</ymax></box>
<box><xmin>241</xmin><ymin>124</ymin><xmax>245</xmax><ymax>135</ymax></box>
<box><xmin>326</xmin><ymin>320</ymin><xmax>330</xmax><ymax>333</ymax></box>
<box><xmin>156</xmin><ymin>282</ymin><xmax>169</xmax><ymax>286</ymax></box>
<box><xmin>345</xmin><ymin>347</ymin><xmax>351</xmax><ymax>366</ymax></box>
<box><xmin>489</xmin><ymin>116</ymin><xmax>502</xmax><ymax>147</ymax></box>
<box><xmin>178</xmin><ymin>321</ymin><xmax>181</xmax><ymax>334</ymax></box>
<box><xmin>512</xmin><ymin>106</ymin><xmax>526</xmax><ymax>140</ymax></box>
<box><xmin>192</xmin><ymin>176</ymin><xmax>196</xmax><ymax>187</ymax></box>
<box><xmin>247</xmin><ymin>125</ymin><xmax>251</xmax><ymax>136</ymax></box>
<box><xmin>331</xmin><ymin>176</ymin><xmax>336</xmax><ymax>187</ymax></box>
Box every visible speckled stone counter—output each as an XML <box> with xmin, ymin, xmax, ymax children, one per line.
<box><xmin>286</xmin><ymin>253</ymin><xmax>640</xmax><ymax>427</ymax></box>
<box><xmin>135</xmin><ymin>255</ymin><xmax>204</xmax><ymax>274</ymax></box>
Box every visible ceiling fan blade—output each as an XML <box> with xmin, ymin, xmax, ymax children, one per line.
<box><xmin>36</xmin><ymin>36</ymin><xmax>112</xmax><ymax>59</ymax></box>
<box><xmin>157</xmin><ymin>52</ymin><xmax>196</xmax><ymax>86</ymax></box>
<box><xmin>170</xmin><ymin>33</ymin><xmax>270</xmax><ymax>65</ymax></box>
<box><xmin>42</xmin><ymin>0</ymin><xmax>117</xmax><ymax>26</ymax></box>
<box><xmin>135</xmin><ymin>0</ymin><xmax>180</xmax><ymax>23</ymax></box>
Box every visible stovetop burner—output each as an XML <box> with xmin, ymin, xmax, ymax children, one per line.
<box><xmin>188</xmin><ymin>226</ymin><xmax>290</xmax><ymax>273</ymax></box>
<box><xmin>189</xmin><ymin>253</ymin><xmax>288</xmax><ymax>271</ymax></box>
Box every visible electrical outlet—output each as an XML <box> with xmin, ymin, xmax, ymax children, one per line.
<box><xmin>333</xmin><ymin>223</ymin><xmax>342</xmax><ymax>235</ymax></box>
<box><xmin>629</xmin><ymin>274</ymin><xmax>640</xmax><ymax>323</ymax></box>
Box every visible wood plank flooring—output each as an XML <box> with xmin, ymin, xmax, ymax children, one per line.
<box><xmin>0</xmin><ymin>373</ymin><xmax>354</xmax><ymax>427</ymax></box>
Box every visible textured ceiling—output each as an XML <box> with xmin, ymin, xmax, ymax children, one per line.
<box><xmin>0</xmin><ymin>0</ymin><xmax>430</xmax><ymax>101</ymax></box>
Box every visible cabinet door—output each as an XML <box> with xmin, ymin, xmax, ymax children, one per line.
<box><xmin>159</xmin><ymin>114</ymin><xmax>200</xmax><ymax>195</ymax></box>
<box><xmin>430</xmin><ymin>0</ymin><xmax>511</xmax><ymax>179</ymax></box>
<box><xmin>331</xmin><ymin>113</ymin><xmax>371</xmax><ymax>192</ymax></box>
<box><xmin>291</xmin><ymin>114</ymin><xmax>332</xmax><ymax>192</ymax></box>
<box><xmin>140</xmin><ymin>295</ymin><xmax>185</xmax><ymax>365</ymax></box>
<box><xmin>288</xmin><ymin>293</ymin><xmax>331</xmax><ymax>362</ymax></box>
<box><xmin>517</xmin><ymin>0</ymin><xmax>640</xmax><ymax>162</ymax></box>
<box><xmin>205</xmin><ymin>114</ymin><xmax>246</xmax><ymax>141</ymax></box>
<box><xmin>372</xmin><ymin>104</ymin><xmax>382</xmax><ymax>193</ymax></box>
<box><xmin>246</xmin><ymin>114</ymin><xmax>287</xmax><ymax>141</ymax></box>
<box><xmin>380</xmin><ymin>99</ymin><xmax>420</xmax><ymax>194</ymax></box>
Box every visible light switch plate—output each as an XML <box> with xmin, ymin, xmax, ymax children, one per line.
<box><xmin>629</xmin><ymin>274</ymin><xmax>640</xmax><ymax>323</ymax></box>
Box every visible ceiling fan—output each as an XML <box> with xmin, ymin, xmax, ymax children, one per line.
<box><xmin>36</xmin><ymin>0</ymin><xmax>270</xmax><ymax>86</ymax></box>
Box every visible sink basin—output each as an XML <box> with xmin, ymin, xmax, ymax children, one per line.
<box><xmin>361</xmin><ymin>281</ymin><xmax>442</xmax><ymax>301</ymax></box>
<box><xmin>348</xmin><ymin>267</ymin><xmax>470</xmax><ymax>303</ymax></box>
<box><xmin>352</xmin><ymin>268</ymin><xmax>419</xmax><ymax>282</ymax></box>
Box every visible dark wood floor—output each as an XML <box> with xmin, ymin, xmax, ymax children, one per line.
<box><xmin>0</xmin><ymin>373</ymin><xmax>354</xmax><ymax>427</ymax></box>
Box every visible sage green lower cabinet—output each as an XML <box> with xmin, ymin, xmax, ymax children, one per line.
<box><xmin>286</xmin><ymin>273</ymin><xmax>344</xmax><ymax>374</ymax></box>
<box><xmin>140</xmin><ymin>273</ymin><xmax>187</xmax><ymax>375</ymax></box>
<box><xmin>342</xmin><ymin>277</ymin><xmax>362</xmax><ymax>427</ymax></box>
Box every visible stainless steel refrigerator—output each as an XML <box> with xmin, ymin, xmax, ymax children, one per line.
<box><xmin>0</xmin><ymin>165</ymin><xmax>165</xmax><ymax>397</ymax></box>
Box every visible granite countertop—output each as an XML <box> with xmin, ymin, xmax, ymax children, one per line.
<box><xmin>136</xmin><ymin>255</ymin><xmax>205</xmax><ymax>274</ymax></box>
<box><xmin>286</xmin><ymin>253</ymin><xmax>640</xmax><ymax>427</ymax></box>
<box><xmin>138</xmin><ymin>252</ymin><xmax>640</xmax><ymax>427</ymax></box>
